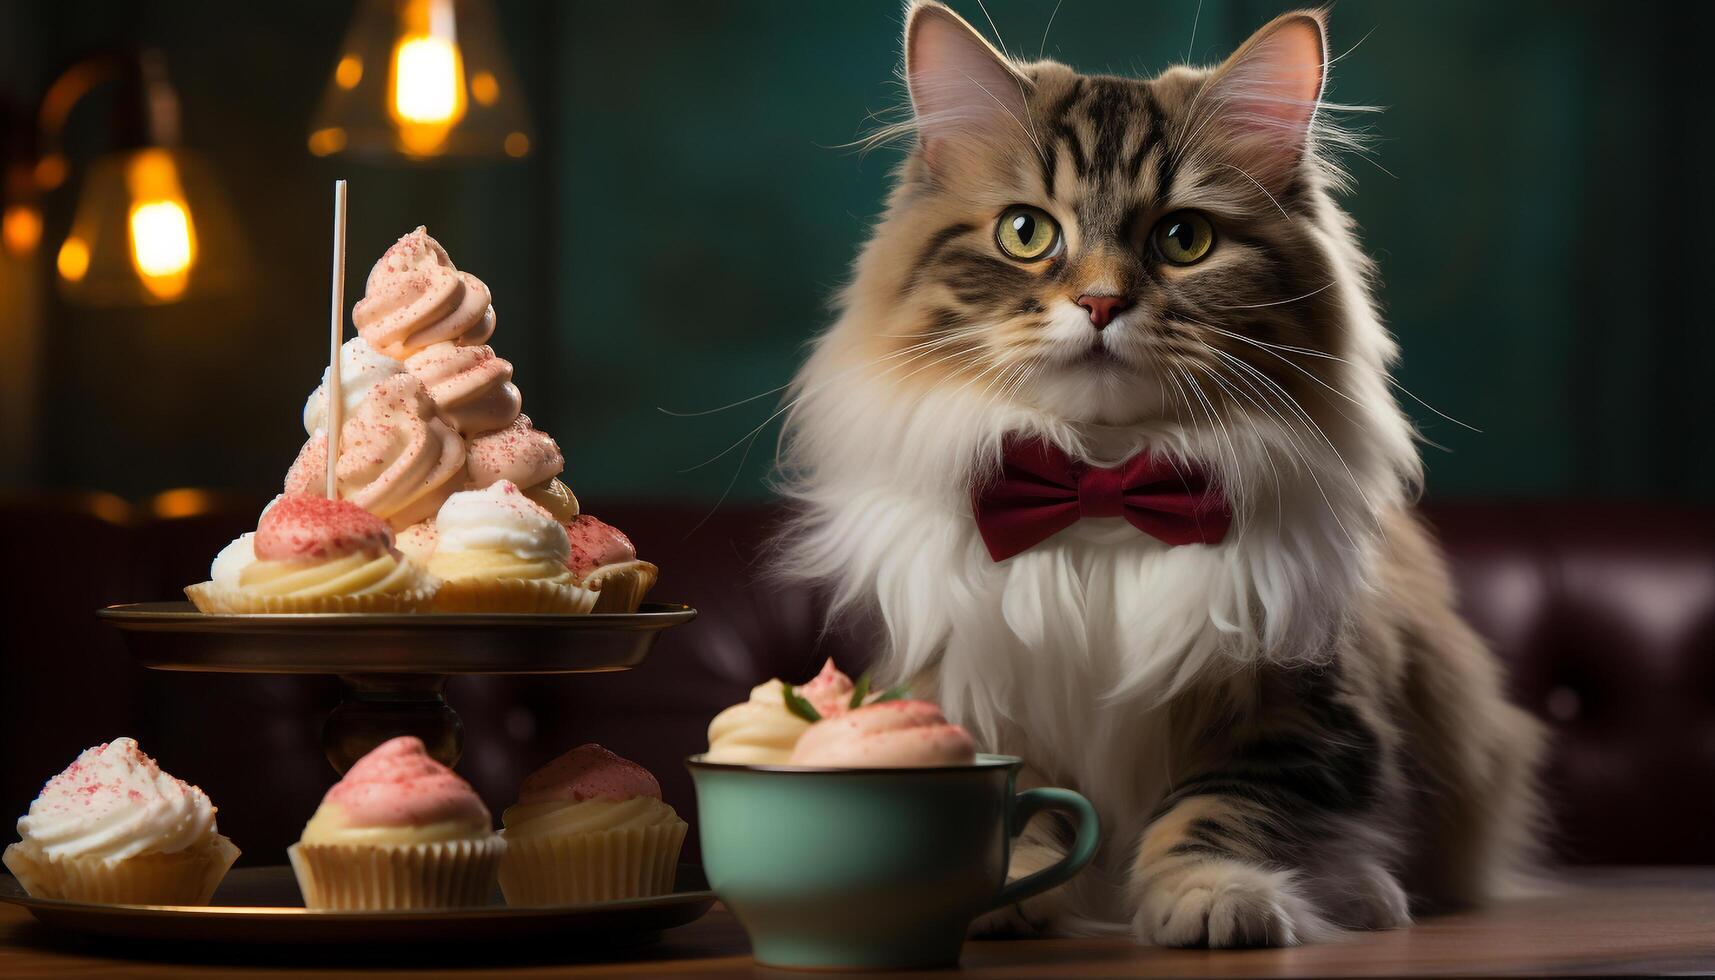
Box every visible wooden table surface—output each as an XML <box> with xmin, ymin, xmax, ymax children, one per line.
<box><xmin>3</xmin><ymin>867</ymin><xmax>1712</xmax><ymax>978</ymax></box>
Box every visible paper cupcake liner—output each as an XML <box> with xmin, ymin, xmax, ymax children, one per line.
<box><xmin>185</xmin><ymin>582</ymin><xmax>437</xmax><ymax>614</ymax></box>
<box><xmin>430</xmin><ymin>576</ymin><xmax>597</xmax><ymax>614</ymax></box>
<box><xmin>2</xmin><ymin>835</ymin><xmax>239</xmax><ymax>905</ymax></box>
<box><xmin>584</xmin><ymin>561</ymin><xmax>659</xmax><ymax>614</ymax></box>
<box><xmin>498</xmin><ymin>819</ymin><xmax>687</xmax><ymax>907</ymax></box>
<box><xmin>287</xmin><ymin>836</ymin><xmax>503</xmax><ymax>910</ymax></box>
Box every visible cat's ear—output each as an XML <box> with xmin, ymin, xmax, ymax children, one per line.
<box><xmin>1203</xmin><ymin>10</ymin><xmax>1328</xmax><ymax>187</ymax></box>
<box><xmin>904</xmin><ymin>1</ymin><xmax>1031</xmax><ymax>167</ymax></box>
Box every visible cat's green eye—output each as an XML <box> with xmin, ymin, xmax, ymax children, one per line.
<box><xmin>995</xmin><ymin>205</ymin><xmax>1061</xmax><ymax>262</ymax></box>
<box><xmin>1152</xmin><ymin>211</ymin><xmax>1215</xmax><ymax>265</ymax></box>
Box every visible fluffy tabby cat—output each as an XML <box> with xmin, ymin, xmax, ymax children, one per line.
<box><xmin>777</xmin><ymin>1</ymin><xmax>1544</xmax><ymax>947</ymax></box>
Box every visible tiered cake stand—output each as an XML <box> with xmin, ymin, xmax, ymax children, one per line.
<box><xmin>0</xmin><ymin>602</ymin><xmax>713</xmax><ymax>947</ymax></box>
<box><xmin>98</xmin><ymin>600</ymin><xmax>698</xmax><ymax>771</ymax></box>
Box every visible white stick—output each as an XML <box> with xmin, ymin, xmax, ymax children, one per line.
<box><xmin>326</xmin><ymin>179</ymin><xmax>348</xmax><ymax>501</ymax></box>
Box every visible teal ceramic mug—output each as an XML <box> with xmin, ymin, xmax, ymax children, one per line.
<box><xmin>686</xmin><ymin>753</ymin><xmax>1099</xmax><ymax>970</ymax></box>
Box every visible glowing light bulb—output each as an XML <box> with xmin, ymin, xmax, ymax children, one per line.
<box><xmin>393</xmin><ymin>36</ymin><xmax>462</xmax><ymax>124</ymax></box>
<box><xmin>388</xmin><ymin>0</ymin><xmax>466</xmax><ymax>157</ymax></box>
<box><xmin>123</xmin><ymin>149</ymin><xmax>198</xmax><ymax>301</ymax></box>
<box><xmin>131</xmin><ymin>201</ymin><xmax>194</xmax><ymax>274</ymax></box>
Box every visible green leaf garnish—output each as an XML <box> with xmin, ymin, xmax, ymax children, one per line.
<box><xmin>869</xmin><ymin>685</ymin><xmax>911</xmax><ymax>705</ymax></box>
<box><xmin>782</xmin><ymin>684</ymin><xmax>822</xmax><ymax>723</ymax></box>
<box><xmin>848</xmin><ymin>671</ymin><xmax>873</xmax><ymax>710</ymax></box>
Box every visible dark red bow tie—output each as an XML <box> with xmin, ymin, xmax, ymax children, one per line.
<box><xmin>971</xmin><ymin>437</ymin><xmax>1232</xmax><ymax>562</ymax></box>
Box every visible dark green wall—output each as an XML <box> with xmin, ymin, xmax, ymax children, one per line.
<box><xmin>4</xmin><ymin>1</ymin><xmax>1710</xmax><ymax>505</ymax></box>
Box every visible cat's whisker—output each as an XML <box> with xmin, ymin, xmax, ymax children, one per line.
<box><xmin>673</xmin><ymin>325</ymin><xmax>989</xmax><ymax>426</ymax></box>
<box><xmin>1204</xmin><ymin>345</ymin><xmax>1383</xmax><ymax>532</ymax></box>
<box><xmin>1177</xmin><ymin>365</ymin><xmax>1249</xmax><ymax>544</ymax></box>
<box><xmin>1170</xmin><ymin>319</ymin><xmax>1372</xmax><ymax>455</ymax></box>
<box><xmin>969</xmin><ymin>356</ymin><xmax>1031</xmax><ymax>422</ymax></box>
<box><xmin>1386</xmin><ymin>381</ymin><xmax>1482</xmax><ymax>433</ymax></box>
<box><xmin>1185</xmin><ymin>0</ymin><xmax>1204</xmax><ymax>63</ymax></box>
<box><xmin>1207</xmin><ymin>281</ymin><xmax>1336</xmax><ymax>313</ymax></box>
<box><xmin>1170</xmin><ymin>94</ymin><xmax>1234</xmax><ymax>171</ymax></box>
<box><xmin>688</xmin><ymin>331</ymin><xmax>983</xmax><ymax>477</ymax></box>
<box><xmin>1194</xmin><ymin>318</ymin><xmax>1475</xmax><ymax>441</ymax></box>
<box><xmin>1200</xmin><ymin>356</ymin><xmax>1365</xmax><ymax>553</ymax></box>
<box><xmin>1214</xmin><ymin>162</ymin><xmax>1290</xmax><ymax>221</ymax></box>
<box><xmin>1191</xmin><ymin>320</ymin><xmax>1369</xmax><ymax>413</ymax></box>
<box><xmin>972</xmin><ymin>0</ymin><xmax>1012</xmax><ymax>61</ymax></box>
<box><xmin>1171</xmin><ymin>360</ymin><xmax>1244</xmax><ymax>501</ymax></box>
<box><xmin>1038</xmin><ymin>0</ymin><xmax>1066</xmax><ymax>60</ymax></box>
<box><xmin>657</xmin><ymin>382</ymin><xmax>795</xmax><ymax>418</ymax></box>
<box><xmin>956</xmin><ymin>69</ymin><xmax>1050</xmax><ymax>167</ymax></box>
<box><xmin>1197</xmin><ymin>361</ymin><xmax>1286</xmax><ymax>529</ymax></box>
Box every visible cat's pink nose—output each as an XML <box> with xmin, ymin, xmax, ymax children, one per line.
<box><xmin>1076</xmin><ymin>294</ymin><xmax>1134</xmax><ymax>329</ymax></box>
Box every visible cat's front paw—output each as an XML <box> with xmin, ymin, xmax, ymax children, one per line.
<box><xmin>1133</xmin><ymin>860</ymin><xmax>1330</xmax><ymax>948</ymax></box>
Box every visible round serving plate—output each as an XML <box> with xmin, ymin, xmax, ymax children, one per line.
<box><xmin>100</xmin><ymin>601</ymin><xmax>697</xmax><ymax>674</ymax></box>
<box><xmin>1</xmin><ymin>865</ymin><xmax>715</xmax><ymax>945</ymax></box>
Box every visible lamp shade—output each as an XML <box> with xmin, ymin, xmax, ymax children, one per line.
<box><xmin>309</xmin><ymin>0</ymin><xmax>532</xmax><ymax>160</ymax></box>
<box><xmin>55</xmin><ymin>146</ymin><xmax>249</xmax><ymax>306</ymax></box>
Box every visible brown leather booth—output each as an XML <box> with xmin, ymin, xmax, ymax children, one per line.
<box><xmin>2</xmin><ymin>493</ymin><xmax>1711</xmax><ymax>867</ymax></box>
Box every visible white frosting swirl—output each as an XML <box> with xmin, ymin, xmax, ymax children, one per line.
<box><xmin>704</xmin><ymin>680</ymin><xmax>813</xmax><ymax>765</ymax></box>
<box><xmin>434</xmin><ymin>480</ymin><xmax>569</xmax><ymax>564</ymax></box>
<box><xmin>208</xmin><ymin>497</ymin><xmax>288</xmax><ymax>588</ymax></box>
<box><xmin>15</xmin><ymin>739</ymin><xmax>220</xmax><ymax>862</ymax></box>
<box><xmin>209</xmin><ymin>533</ymin><xmax>256</xmax><ymax>589</ymax></box>
<box><xmin>303</xmin><ymin>337</ymin><xmax>406</xmax><ymax>435</ymax></box>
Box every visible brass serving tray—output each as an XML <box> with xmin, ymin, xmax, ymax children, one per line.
<box><xmin>99</xmin><ymin>601</ymin><xmax>698</xmax><ymax>674</ymax></box>
<box><xmin>1</xmin><ymin>865</ymin><xmax>715</xmax><ymax>944</ymax></box>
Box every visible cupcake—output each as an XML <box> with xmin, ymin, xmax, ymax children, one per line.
<box><xmin>3</xmin><ymin>738</ymin><xmax>240</xmax><ymax>904</ymax></box>
<box><xmin>498</xmin><ymin>745</ymin><xmax>687</xmax><ymax>906</ymax></box>
<box><xmin>185</xmin><ymin>495</ymin><xmax>435</xmax><ymax>614</ymax></box>
<box><xmin>564</xmin><ymin>514</ymin><xmax>658</xmax><ymax>613</ymax></box>
<box><xmin>703</xmin><ymin>659</ymin><xmax>858</xmax><ymax>764</ymax></box>
<box><xmin>428</xmin><ymin>480</ymin><xmax>597</xmax><ymax>613</ymax></box>
<box><xmin>288</xmin><ymin>736</ymin><xmax>502</xmax><ymax>910</ymax></box>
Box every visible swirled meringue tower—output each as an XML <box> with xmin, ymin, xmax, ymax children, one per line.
<box><xmin>353</xmin><ymin>227</ymin><xmax>576</xmax><ymax>520</ymax></box>
<box><xmin>237</xmin><ymin>225</ymin><xmax>656</xmax><ymax>612</ymax></box>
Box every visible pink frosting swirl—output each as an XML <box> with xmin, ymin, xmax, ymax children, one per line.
<box><xmin>797</xmin><ymin>658</ymin><xmax>855</xmax><ymax>719</ymax></box>
<box><xmin>403</xmin><ymin>342</ymin><xmax>521</xmax><ymax>436</ymax></box>
<box><xmin>255</xmin><ymin>495</ymin><xmax>394</xmax><ymax>562</ymax></box>
<box><xmin>516</xmin><ymin>744</ymin><xmax>660</xmax><ymax>806</ymax></box>
<box><xmin>466</xmin><ymin>415</ymin><xmax>562</xmax><ymax>491</ymax></box>
<box><xmin>323</xmin><ymin>736</ymin><xmax>491</xmax><ymax>829</ymax></box>
<box><xmin>285</xmin><ymin>374</ymin><xmax>468</xmax><ymax>530</ymax></box>
<box><xmin>787</xmin><ymin>701</ymin><xmax>978</xmax><ymax>768</ymax></box>
<box><xmin>353</xmin><ymin>227</ymin><xmax>496</xmax><ymax>360</ymax></box>
<box><xmin>562</xmin><ymin>515</ymin><xmax>636</xmax><ymax>577</ymax></box>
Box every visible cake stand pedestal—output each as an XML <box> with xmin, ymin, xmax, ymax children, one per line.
<box><xmin>99</xmin><ymin>601</ymin><xmax>697</xmax><ymax>771</ymax></box>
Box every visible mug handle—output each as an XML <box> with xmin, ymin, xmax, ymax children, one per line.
<box><xmin>987</xmin><ymin>787</ymin><xmax>1101</xmax><ymax>913</ymax></box>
